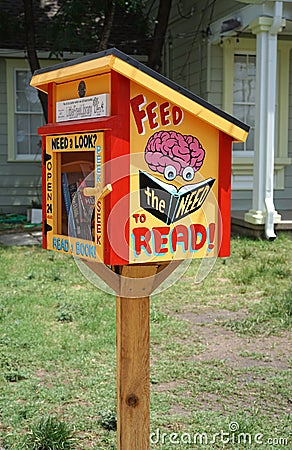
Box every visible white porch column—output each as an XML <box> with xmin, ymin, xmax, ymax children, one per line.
<box><xmin>244</xmin><ymin>6</ymin><xmax>285</xmax><ymax>238</ymax></box>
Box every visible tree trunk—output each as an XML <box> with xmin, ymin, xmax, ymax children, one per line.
<box><xmin>98</xmin><ymin>1</ymin><xmax>116</xmax><ymax>51</ymax></box>
<box><xmin>148</xmin><ymin>0</ymin><xmax>172</xmax><ymax>72</ymax></box>
<box><xmin>23</xmin><ymin>0</ymin><xmax>48</xmax><ymax>122</ymax></box>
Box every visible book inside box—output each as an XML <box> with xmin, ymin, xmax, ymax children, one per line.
<box><xmin>60</xmin><ymin>151</ymin><xmax>95</xmax><ymax>241</ymax></box>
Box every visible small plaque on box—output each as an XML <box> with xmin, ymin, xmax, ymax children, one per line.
<box><xmin>56</xmin><ymin>94</ymin><xmax>110</xmax><ymax>122</ymax></box>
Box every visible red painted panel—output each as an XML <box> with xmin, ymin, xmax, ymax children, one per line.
<box><xmin>38</xmin><ymin>116</ymin><xmax>118</xmax><ymax>136</ymax></box>
<box><xmin>104</xmin><ymin>71</ymin><xmax>131</xmax><ymax>265</ymax></box>
<box><xmin>47</xmin><ymin>83</ymin><xmax>54</xmax><ymax>123</ymax></box>
<box><xmin>218</xmin><ymin>132</ymin><xmax>232</xmax><ymax>258</ymax></box>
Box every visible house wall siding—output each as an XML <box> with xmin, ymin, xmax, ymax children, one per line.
<box><xmin>230</xmin><ymin>46</ymin><xmax>292</xmax><ymax>212</ymax></box>
<box><xmin>1</xmin><ymin>0</ymin><xmax>290</xmax><ymax>215</ymax></box>
<box><xmin>208</xmin><ymin>44</ymin><xmax>223</xmax><ymax>108</ymax></box>
<box><xmin>158</xmin><ymin>0</ymin><xmax>255</xmax><ymax>212</ymax></box>
<box><xmin>0</xmin><ymin>58</ymin><xmax>41</xmax><ymax>214</ymax></box>
<box><xmin>231</xmin><ymin>45</ymin><xmax>292</xmax><ymax>212</ymax></box>
<box><xmin>146</xmin><ymin>0</ymin><xmax>292</xmax><ymax>218</ymax></box>
<box><xmin>0</xmin><ymin>59</ymin><xmax>7</xmax><ymax>161</ymax></box>
<box><xmin>275</xmin><ymin>48</ymin><xmax>292</xmax><ymax>211</ymax></box>
<box><xmin>159</xmin><ymin>0</ymin><xmax>240</xmax><ymax>93</ymax></box>
<box><xmin>153</xmin><ymin>0</ymin><xmax>292</xmax><ymax>213</ymax></box>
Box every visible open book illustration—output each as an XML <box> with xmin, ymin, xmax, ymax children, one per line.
<box><xmin>139</xmin><ymin>170</ymin><xmax>215</xmax><ymax>225</ymax></box>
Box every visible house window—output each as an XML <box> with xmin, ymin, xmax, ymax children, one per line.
<box><xmin>14</xmin><ymin>69</ymin><xmax>43</xmax><ymax>160</ymax></box>
<box><xmin>222</xmin><ymin>38</ymin><xmax>292</xmax><ymax>190</ymax></box>
<box><xmin>232</xmin><ymin>53</ymin><xmax>256</xmax><ymax>155</ymax></box>
<box><xmin>6</xmin><ymin>59</ymin><xmax>46</xmax><ymax>162</ymax></box>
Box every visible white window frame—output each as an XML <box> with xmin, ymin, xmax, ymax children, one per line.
<box><xmin>6</xmin><ymin>59</ymin><xmax>44</xmax><ymax>162</ymax></box>
<box><xmin>222</xmin><ymin>37</ymin><xmax>292</xmax><ymax>190</ymax></box>
<box><xmin>232</xmin><ymin>52</ymin><xmax>256</xmax><ymax>158</ymax></box>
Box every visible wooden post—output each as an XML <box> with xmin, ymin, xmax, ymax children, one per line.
<box><xmin>116</xmin><ymin>265</ymin><xmax>157</xmax><ymax>450</ymax></box>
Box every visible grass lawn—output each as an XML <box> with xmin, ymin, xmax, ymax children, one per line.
<box><xmin>0</xmin><ymin>234</ymin><xmax>291</xmax><ymax>449</ymax></box>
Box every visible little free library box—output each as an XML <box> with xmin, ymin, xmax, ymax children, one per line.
<box><xmin>31</xmin><ymin>48</ymin><xmax>249</xmax><ymax>266</ymax></box>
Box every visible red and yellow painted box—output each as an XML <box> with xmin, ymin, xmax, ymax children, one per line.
<box><xmin>30</xmin><ymin>48</ymin><xmax>248</xmax><ymax>265</ymax></box>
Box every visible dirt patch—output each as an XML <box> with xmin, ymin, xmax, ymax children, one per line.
<box><xmin>175</xmin><ymin>309</ymin><xmax>292</xmax><ymax>370</ymax></box>
<box><xmin>169</xmin><ymin>404</ymin><xmax>192</xmax><ymax>417</ymax></box>
<box><xmin>177</xmin><ymin>309</ymin><xmax>247</xmax><ymax>325</ymax></box>
<box><xmin>34</xmin><ymin>369</ymin><xmax>55</xmax><ymax>388</ymax></box>
<box><xmin>193</xmin><ymin>390</ymin><xmax>291</xmax><ymax>415</ymax></box>
<box><xmin>153</xmin><ymin>308</ymin><xmax>292</xmax><ymax>416</ymax></box>
<box><xmin>153</xmin><ymin>379</ymin><xmax>189</xmax><ymax>393</ymax></box>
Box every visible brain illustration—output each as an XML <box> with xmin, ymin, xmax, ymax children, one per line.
<box><xmin>144</xmin><ymin>130</ymin><xmax>205</xmax><ymax>182</ymax></box>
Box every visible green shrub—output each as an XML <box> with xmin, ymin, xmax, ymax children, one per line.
<box><xmin>22</xmin><ymin>416</ymin><xmax>76</xmax><ymax>449</ymax></box>
<box><xmin>99</xmin><ymin>409</ymin><xmax>117</xmax><ymax>431</ymax></box>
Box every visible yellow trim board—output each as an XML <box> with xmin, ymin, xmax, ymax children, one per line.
<box><xmin>30</xmin><ymin>55</ymin><xmax>114</xmax><ymax>92</ymax></box>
